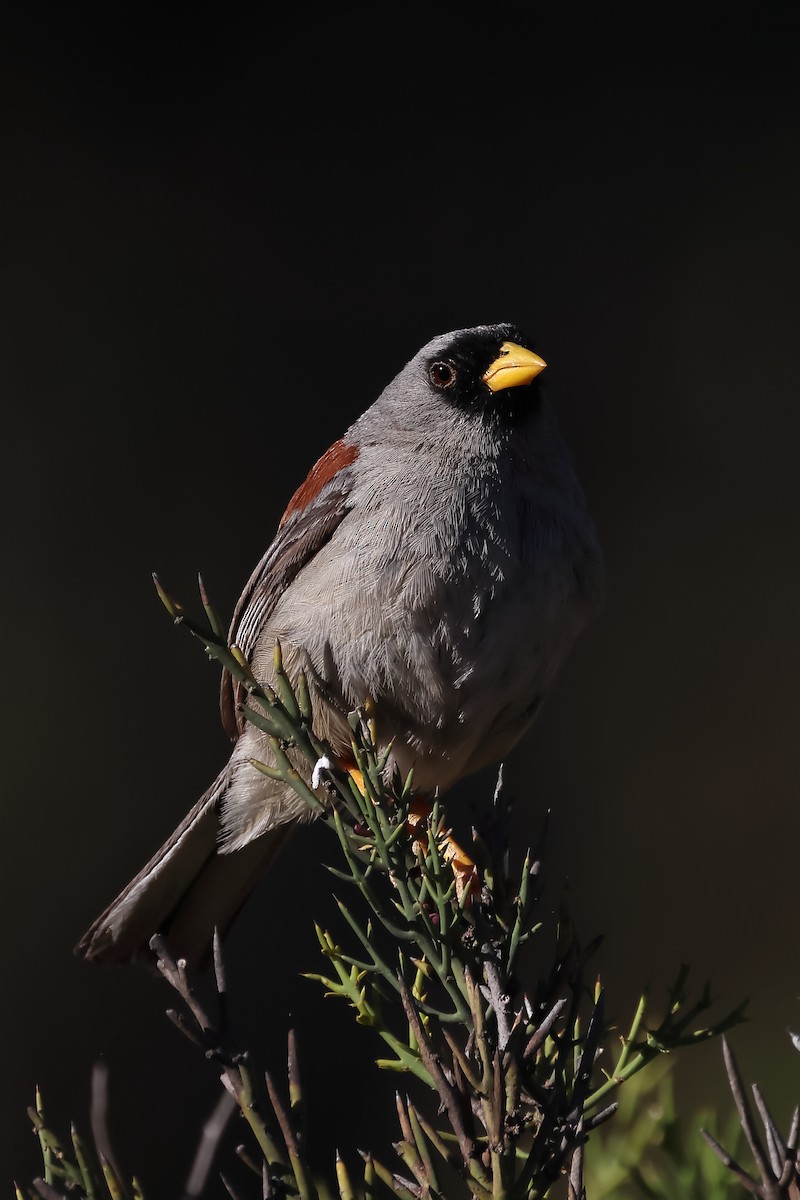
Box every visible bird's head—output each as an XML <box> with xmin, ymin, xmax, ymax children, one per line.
<box><xmin>374</xmin><ymin>323</ymin><xmax>548</xmax><ymax>436</ymax></box>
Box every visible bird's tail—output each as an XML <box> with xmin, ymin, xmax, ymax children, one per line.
<box><xmin>74</xmin><ymin>766</ymin><xmax>293</xmax><ymax>969</ymax></box>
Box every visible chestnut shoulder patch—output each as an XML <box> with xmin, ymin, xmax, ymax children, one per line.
<box><xmin>280</xmin><ymin>439</ymin><xmax>359</xmax><ymax>527</ymax></box>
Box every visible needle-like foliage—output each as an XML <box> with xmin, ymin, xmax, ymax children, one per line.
<box><xmin>17</xmin><ymin>576</ymin><xmax>750</xmax><ymax>1199</ymax></box>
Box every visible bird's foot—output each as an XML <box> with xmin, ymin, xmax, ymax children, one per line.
<box><xmin>406</xmin><ymin>797</ymin><xmax>479</xmax><ymax>904</ymax></box>
<box><xmin>335</xmin><ymin>758</ymin><xmax>479</xmax><ymax>903</ymax></box>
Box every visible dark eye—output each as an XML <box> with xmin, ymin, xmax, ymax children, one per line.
<box><xmin>428</xmin><ymin>361</ymin><xmax>457</xmax><ymax>389</ymax></box>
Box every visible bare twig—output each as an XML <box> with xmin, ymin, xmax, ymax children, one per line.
<box><xmin>753</xmin><ymin>1082</ymin><xmax>788</xmax><ymax>1177</ymax></box>
<box><xmin>700</xmin><ymin>1128</ymin><xmax>764</xmax><ymax>1195</ymax></box>
<box><xmin>89</xmin><ymin>1063</ymin><xmax>128</xmax><ymax>1195</ymax></box>
<box><xmin>567</xmin><ymin>1120</ymin><xmax>585</xmax><ymax>1200</ymax></box>
<box><xmin>32</xmin><ymin>1182</ymin><xmax>67</xmax><ymax>1200</ymax></box>
<box><xmin>524</xmin><ymin>999</ymin><xmax>567</xmax><ymax>1060</ymax></box>
<box><xmin>182</xmin><ymin>1090</ymin><xmax>238</xmax><ymax>1198</ymax></box>
<box><xmin>397</xmin><ymin>976</ymin><xmax>477</xmax><ymax>1170</ymax></box>
<box><xmin>722</xmin><ymin>1037</ymin><xmax>775</xmax><ymax>1187</ymax></box>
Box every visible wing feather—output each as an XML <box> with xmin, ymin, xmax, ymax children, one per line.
<box><xmin>219</xmin><ymin>475</ymin><xmax>353</xmax><ymax>739</ymax></box>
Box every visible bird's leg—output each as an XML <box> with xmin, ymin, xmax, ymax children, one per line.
<box><xmin>406</xmin><ymin>797</ymin><xmax>479</xmax><ymax>904</ymax></box>
<box><xmin>334</xmin><ymin>753</ymin><xmax>478</xmax><ymax>902</ymax></box>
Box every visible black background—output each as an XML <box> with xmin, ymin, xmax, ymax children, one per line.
<box><xmin>3</xmin><ymin>3</ymin><xmax>800</xmax><ymax>1193</ymax></box>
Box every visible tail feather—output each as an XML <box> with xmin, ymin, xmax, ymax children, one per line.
<box><xmin>75</xmin><ymin>768</ymin><xmax>292</xmax><ymax>968</ymax></box>
<box><xmin>156</xmin><ymin>824</ymin><xmax>293</xmax><ymax>967</ymax></box>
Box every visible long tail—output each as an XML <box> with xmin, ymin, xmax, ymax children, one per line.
<box><xmin>74</xmin><ymin>767</ymin><xmax>293</xmax><ymax>968</ymax></box>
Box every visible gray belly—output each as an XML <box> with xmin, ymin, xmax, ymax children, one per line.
<box><xmin>265</xmin><ymin>501</ymin><xmax>602</xmax><ymax>794</ymax></box>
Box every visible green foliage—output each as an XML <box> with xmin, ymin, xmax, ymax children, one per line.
<box><xmin>20</xmin><ymin>1083</ymin><xmax>145</xmax><ymax>1200</ymax></box>
<box><xmin>584</xmin><ymin>1060</ymin><xmax>747</xmax><ymax>1199</ymax></box>
<box><xmin>17</xmin><ymin>578</ymin><xmax>756</xmax><ymax>1198</ymax></box>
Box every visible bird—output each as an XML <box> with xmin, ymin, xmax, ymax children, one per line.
<box><xmin>76</xmin><ymin>322</ymin><xmax>604</xmax><ymax>967</ymax></box>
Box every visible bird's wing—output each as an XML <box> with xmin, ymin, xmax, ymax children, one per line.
<box><xmin>220</xmin><ymin>464</ymin><xmax>354</xmax><ymax>739</ymax></box>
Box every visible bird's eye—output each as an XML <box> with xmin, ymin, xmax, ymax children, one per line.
<box><xmin>429</xmin><ymin>361</ymin><xmax>457</xmax><ymax>389</ymax></box>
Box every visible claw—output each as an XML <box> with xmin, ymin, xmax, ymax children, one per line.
<box><xmin>407</xmin><ymin>798</ymin><xmax>479</xmax><ymax>904</ymax></box>
<box><xmin>337</xmin><ymin>759</ymin><xmax>480</xmax><ymax>903</ymax></box>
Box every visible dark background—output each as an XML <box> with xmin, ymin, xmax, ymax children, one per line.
<box><xmin>3</xmin><ymin>3</ymin><xmax>799</xmax><ymax>1193</ymax></box>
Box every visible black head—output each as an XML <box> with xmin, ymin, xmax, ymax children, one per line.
<box><xmin>420</xmin><ymin>323</ymin><xmax>547</xmax><ymax>424</ymax></box>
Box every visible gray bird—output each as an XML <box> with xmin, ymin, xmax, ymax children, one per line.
<box><xmin>76</xmin><ymin>323</ymin><xmax>604</xmax><ymax>967</ymax></box>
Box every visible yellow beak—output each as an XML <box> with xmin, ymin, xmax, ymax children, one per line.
<box><xmin>481</xmin><ymin>341</ymin><xmax>547</xmax><ymax>392</ymax></box>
